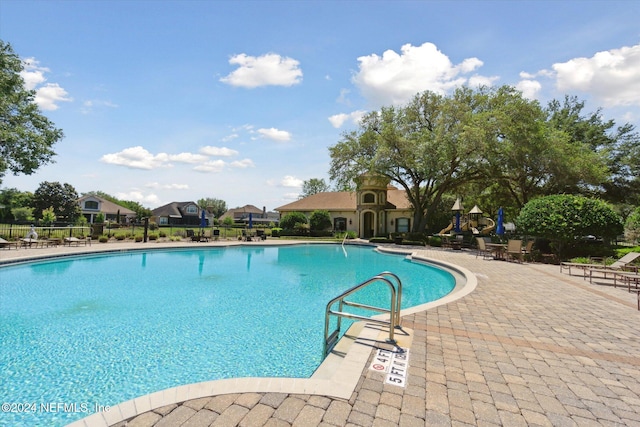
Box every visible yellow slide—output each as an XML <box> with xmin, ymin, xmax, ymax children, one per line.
<box><xmin>439</xmin><ymin>222</ymin><xmax>453</xmax><ymax>235</ymax></box>
<box><xmin>480</xmin><ymin>218</ymin><xmax>495</xmax><ymax>235</ymax></box>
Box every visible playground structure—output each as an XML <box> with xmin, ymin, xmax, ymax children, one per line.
<box><xmin>438</xmin><ymin>203</ymin><xmax>496</xmax><ymax>236</ymax></box>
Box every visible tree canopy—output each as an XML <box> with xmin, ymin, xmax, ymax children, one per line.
<box><xmin>300</xmin><ymin>178</ymin><xmax>330</xmax><ymax>198</ymax></box>
<box><xmin>197</xmin><ymin>197</ymin><xmax>227</xmax><ymax>218</ymax></box>
<box><xmin>0</xmin><ymin>41</ymin><xmax>64</xmax><ymax>184</ymax></box>
<box><xmin>33</xmin><ymin>181</ymin><xmax>80</xmax><ymax>222</ymax></box>
<box><xmin>329</xmin><ymin>85</ymin><xmax>631</xmax><ymax>233</ymax></box>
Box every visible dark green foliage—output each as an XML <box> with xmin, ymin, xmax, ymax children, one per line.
<box><xmin>516</xmin><ymin>194</ymin><xmax>623</xmax><ymax>259</ymax></box>
<box><xmin>33</xmin><ymin>181</ymin><xmax>80</xmax><ymax>222</ymax></box>
<box><xmin>280</xmin><ymin>211</ymin><xmax>308</xmax><ymax>230</ymax></box>
<box><xmin>309</xmin><ymin>210</ymin><xmax>332</xmax><ymax>231</ymax></box>
<box><xmin>0</xmin><ymin>41</ymin><xmax>64</xmax><ymax>183</ymax></box>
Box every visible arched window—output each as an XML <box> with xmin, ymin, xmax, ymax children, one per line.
<box><xmin>363</xmin><ymin>193</ymin><xmax>375</xmax><ymax>203</ymax></box>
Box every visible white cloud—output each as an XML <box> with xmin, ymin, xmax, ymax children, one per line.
<box><xmin>146</xmin><ymin>182</ymin><xmax>190</xmax><ymax>190</ymax></box>
<box><xmin>168</xmin><ymin>152</ymin><xmax>209</xmax><ymax>164</ymax></box>
<box><xmin>20</xmin><ymin>58</ymin><xmax>48</xmax><ymax>90</ymax></box>
<box><xmin>282</xmin><ymin>192</ymin><xmax>300</xmax><ymax>200</ymax></box>
<box><xmin>352</xmin><ymin>42</ymin><xmax>495</xmax><ymax>106</ymax></box>
<box><xmin>551</xmin><ymin>43</ymin><xmax>640</xmax><ymax>107</ymax></box>
<box><xmin>230</xmin><ymin>158</ymin><xmax>255</xmax><ymax>168</ymax></box>
<box><xmin>220</xmin><ymin>133</ymin><xmax>239</xmax><ymax>142</ymax></box>
<box><xmin>220</xmin><ymin>53</ymin><xmax>303</xmax><ymax>88</ymax></box>
<box><xmin>34</xmin><ymin>83</ymin><xmax>72</xmax><ymax>111</ymax></box>
<box><xmin>257</xmin><ymin>127</ymin><xmax>292</xmax><ymax>142</ymax></box>
<box><xmin>328</xmin><ymin>110</ymin><xmax>367</xmax><ymax>128</ymax></box>
<box><xmin>193</xmin><ymin>160</ymin><xmax>226</xmax><ymax>173</ymax></box>
<box><xmin>114</xmin><ymin>191</ymin><xmax>161</xmax><ymax>205</ymax></box>
<box><xmin>80</xmin><ymin>99</ymin><xmax>118</xmax><ymax>114</ymax></box>
<box><xmin>515</xmin><ymin>79</ymin><xmax>542</xmax><ymax>100</ymax></box>
<box><xmin>281</xmin><ymin>175</ymin><xmax>303</xmax><ymax>188</ymax></box>
<box><xmin>20</xmin><ymin>58</ymin><xmax>72</xmax><ymax>110</ymax></box>
<box><xmin>199</xmin><ymin>146</ymin><xmax>239</xmax><ymax>157</ymax></box>
<box><xmin>100</xmin><ymin>146</ymin><xmax>171</xmax><ymax>170</ymax></box>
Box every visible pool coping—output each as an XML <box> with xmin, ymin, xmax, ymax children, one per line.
<box><xmin>4</xmin><ymin>242</ymin><xmax>476</xmax><ymax>427</ymax></box>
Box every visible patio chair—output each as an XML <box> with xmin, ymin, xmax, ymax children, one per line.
<box><xmin>0</xmin><ymin>237</ymin><xmax>19</xmax><ymax>250</ymax></box>
<box><xmin>475</xmin><ymin>238</ymin><xmax>492</xmax><ymax>260</ymax></box>
<box><xmin>522</xmin><ymin>240</ymin><xmax>534</xmax><ymax>260</ymax></box>
<box><xmin>213</xmin><ymin>229</ymin><xmax>220</xmax><ymax>240</ymax></box>
<box><xmin>561</xmin><ymin>252</ymin><xmax>640</xmax><ymax>275</ymax></box>
<box><xmin>506</xmin><ymin>239</ymin><xmax>523</xmax><ymax>263</ymax></box>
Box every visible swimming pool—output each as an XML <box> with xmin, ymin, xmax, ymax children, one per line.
<box><xmin>0</xmin><ymin>244</ymin><xmax>455</xmax><ymax>426</ymax></box>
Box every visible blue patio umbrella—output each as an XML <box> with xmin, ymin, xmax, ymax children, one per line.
<box><xmin>454</xmin><ymin>211</ymin><xmax>461</xmax><ymax>232</ymax></box>
<box><xmin>496</xmin><ymin>207</ymin><xmax>504</xmax><ymax>235</ymax></box>
<box><xmin>248</xmin><ymin>212</ymin><xmax>253</xmax><ymax>229</ymax></box>
<box><xmin>200</xmin><ymin>210</ymin><xmax>206</xmax><ymax>228</ymax></box>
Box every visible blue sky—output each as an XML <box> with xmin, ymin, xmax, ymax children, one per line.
<box><xmin>1</xmin><ymin>0</ymin><xmax>639</xmax><ymax>211</ymax></box>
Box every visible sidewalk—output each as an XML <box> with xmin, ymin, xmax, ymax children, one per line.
<box><xmin>4</xmin><ymin>243</ymin><xmax>640</xmax><ymax>426</ymax></box>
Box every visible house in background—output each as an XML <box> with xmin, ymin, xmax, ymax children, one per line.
<box><xmin>218</xmin><ymin>204</ymin><xmax>279</xmax><ymax>226</ymax></box>
<box><xmin>151</xmin><ymin>201</ymin><xmax>207</xmax><ymax>226</ymax></box>
<box><xmin>78</xmin><ymin>195</ymin><xmax>136</xmax><ymax>224</ymax></box>
<box><xmin>275</xmin><ymin>174</ymin><xmax>414</xmax><ymax>238</ymax></box>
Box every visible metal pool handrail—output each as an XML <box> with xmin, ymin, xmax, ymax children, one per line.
<box><xmin>323</xmin><ymin>271</ymin><xmax>402</xmax><ymax>357</ymax></box>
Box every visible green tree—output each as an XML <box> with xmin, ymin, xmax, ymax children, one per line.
<box><xmin>280</xmin><ymin>211</ymin><xmax>308</xmax><ymax>230</ymax></box>
<box><xmin>33</xmin><ymin>181</ymin><xmax>80</xmax><ymax>222</ymax></box>
<box><xmin>481</xmin><ymin>87</ymin><xmax>607</xmax><ymax>209</ymax></box>
<box><xmin>11</xmin><ymin>206</ymin><xmax>33</xmax><ymax>222</ymax></box>
<box><xmin>41</xmin><ymin>206</ymin><xmax>56</xmax><ymax>225</ymax></box>
<box><xmin>330</xmin><ymin>87</ymin><xmax>487</xmax><ymax>232</ymax></box>
<box><xmin>0</xmin><ymin>187</ymin><xmax>33</xmax><ymax>222</ymax></box>
<box><xmin>0</xmin><ymin>41</ymin><xmax>64</xmax><ymax>184</ymax></box>
<box><xmin>300</xmin><ymin>178</ymin><xmax>330</xmax><ymax>199</ymax></box>
<box><xmin>545</xmin><ymin>95</ymin><xmax>640</xmax><ymax>204</ymax></box>
<box><xmin>197</xmin><ymin>197</ymin><xmax>227</xmax><ymax>218</ymax></box>
<box><xmin>516</xmin><ymin>194</ymin><xmax>623</xmax><ymax>259</ymax></box>
<box><xmin>309</xmin><ymin>210</ymin><xmax>332</xmax><ymax>231</ymax></box>
<box><xmin>625</xmin><ymin>207</ymin><xmax>640</xmax><ymax>244</ymax></box>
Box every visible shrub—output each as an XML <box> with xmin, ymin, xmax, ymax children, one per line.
<box><xmin>98</xmin><ymin>235</ymin><xmax>109</xmax><ymax>243</ymax></box>
<box><xmin>159</xmin><ymin>231</ymin><xmax>167</xmax><ymax>238</ymax></box>
<box><xmin>309</xmin><ymin>210</ymin><xmax>332</xmax><ymax>231</ymax></box>
<box><xmin>271</xmin><ymin>227</ymin><xmax>282</xmax><ymax>237</ymax></box>
<box><xmin>625</xmin><ymin>207</ymin><xmax>640</xmax><ymax>244</ymax></box>
<box><xmin>148</xmin><ymin>233</ymin><xmax>158</xmax><ymax>240</ymax></box>
<box><xmin>280</xmin><ymin>212</ymin><xmax>308</xmax><ymax>230</ymax></box>
<box><xmin>516</xmin><ymin>195</ymin><xmax>623</xmax><ymax>259</ymax></box>
<box><xmin>115</xmin><ymin>234</ymin><xmax>126</xmax><ymax>241</ymax></box>
<box><xmin>135</xmin><ymin>235</ymin><xmax>143</xmax><ymax>242</ymax></box>
<box><xmin>429</xmin><ymin>236</ymin><xmax>442</xmax><ymax>247</ymax></box>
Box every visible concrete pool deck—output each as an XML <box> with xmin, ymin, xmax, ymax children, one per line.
<box><xmin>2</xmin><ymin>240</ymin><xmax>639</xmax><ymax>426</ymax></box>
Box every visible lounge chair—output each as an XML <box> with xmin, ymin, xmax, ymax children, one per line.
<box><xmin>0</xmin><ymin>237</ymin><xmax>19</xmax><ymax>250</ymax></box>
<box><xmin>561</xmin><ymin>252</ymin><xmax>640</xmax><ymax>275</ymax></box>
<box><xmin>475</xmin><ymin>238</ymin><xmax>493</xmax><ymax>260</ymax></box>
<box><xmin>506</xmin><ymin>239</ymin><xmax>523</xmax><ymax>263</ymax></box>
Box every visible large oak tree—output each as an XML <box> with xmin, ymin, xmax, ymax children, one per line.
<box><xmin>0</xmin><ymin>41</ymin><xmax>64</xmax><ymax>184</ymax></box>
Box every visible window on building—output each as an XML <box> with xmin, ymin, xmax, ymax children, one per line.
<box><xmin>334</xmin><ymin>217</ymin><xmax>347</xmax><ymax>231</ymax></box>
<box><xmin>159</xmin><ymin>217</ymin><xmax>168</xmax><ymax>225</ymax></box>
<box><xmin>185</xmin><ymin>205</ymin><xmax>197</xmax><ymax>214</ymax></box>
<box><xmin>84</xmin><ymin>200</ymin><xmax>99</xmax><ymax>210</ymax></box>
<box><xmin>396</xmin><ymin>217</ymin><xmax>410</xmax><ymax>233</ymax></box>
<box><xmin>363</xmin><ymin>193</ymin><xmax>375</xmax><ymax>203</ymax></box>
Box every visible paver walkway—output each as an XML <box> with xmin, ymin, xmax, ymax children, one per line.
<box><xmin>3</xmin><ymin>243</ymin><xmax>639</xmax><ymax>426</ymax></box>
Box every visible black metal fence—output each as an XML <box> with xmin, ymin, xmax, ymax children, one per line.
<box><xmin>0</xmin><ymin>224</ymin><xmax>91</xmax><ymax>240</ymax></box>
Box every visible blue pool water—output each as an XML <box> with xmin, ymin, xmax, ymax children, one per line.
<box><xmin>0</xmin><ymin>244</ymin><xmax>455</xmax><ymax>426</ymax></box>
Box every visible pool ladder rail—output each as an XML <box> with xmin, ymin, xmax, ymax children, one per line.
<box><xmin>323</xmin><ymin>272</ymin><xmax>402</xmax><ymax>357</ymax></box>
